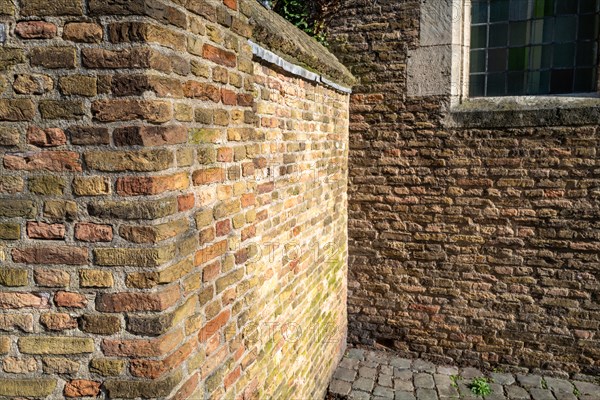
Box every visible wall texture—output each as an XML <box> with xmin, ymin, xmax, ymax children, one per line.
<box><xmin>329</xmin><ymin>0</ymin><xmax>600</xmax><ymax>377</ymax></box>
<box><xmin>0</xmin><ymin>0</ymin><xmax>352</xmax><ymax>398</ymax></box>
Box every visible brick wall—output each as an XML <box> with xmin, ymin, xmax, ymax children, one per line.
<box><xmin>0</xmin><ymin>0</ymin><xmax>352</xmax><ymax>398</ymax></box>
<box><xmin>329</xmin><ymin>0</ymin><xmax>600</xmax><ymax>377</ymax></box>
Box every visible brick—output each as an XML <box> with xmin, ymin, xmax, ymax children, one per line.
<box><xmin>101</xmin><ymin>329</ymin><xmax>183</xmax><ymax>357</ymax></box>
<box><xmin>195</xmin><ymin>240</ymin><xmax>227</xmax><ymax>266</ymax></box>
<box><xmin>88</xmin><ymin>0</ymin><xmax>145</xmax><ymax>15</ymax></box>
<box><xmin>44</xmin><ymin>200</ymin><xmax>78</xmax><ymax>220</ymax></box>
<box><xmin>221</xmin><ymin>88</ymin><xmax>237</xmax><ymax>105</ymax></box>
<box><xmin>72</xmin><ymin>177</ymin><xmax>111</xmax><ymax>196</ymax></box>
<box><xmin>28</xmin><ymin>175</ymin><xmax>66</xmax><ymax>195</ymax></box>
<box><xmin>178</xmin><ymin>194</ymin><xmax>195</xmax><ymax>211</ymax></box>
<box><xmin>0</xmin><ymin>292</ymin><xmax>48</xmax><ymax>309</ymax></box>
<box><xmin>15</xmin><ymin>21</ymin><xmax>57</xmax><ymax>39</ymax></box>
<box><xmin>40</xmin><ymin>313</ymin><xmax>77</xmax><ymax>331</ymax></box>
<box><xmin>68</xmin><ymin>126</ymin><xmax>110</xmax><ymax>146</ymax></box>
<box><xmin>42</xmin><ymin>357</ymin><xmax>79</xmax><ymax>374</ymax></box>
<box><xmin>114</xmin><ymin>125</ymin><xmax>187</xmax><ymax>147</ymax></box>
<box><xmin>193</xmin><ymin>167</ymin><xmax>226</xmax><ymax>185</ymax></box>
<box><xmin>199</xmin><ymin>309</ymin><xmax>230</xmax><ymax>342</ymax></box>
<box><xmin>27</xmin><ymin>127</ymin><xmax>67</xmax><ymax>147</ymax></box>
<box><xmin>20</xmin><ymin>0</ymin><xmax>82</xmax><ymax>16</ymax></box>
<box><xmin>109</xmin><ymin>21</ymin><xmax>185</xmax><ymax>51</ymax></box>
<box><xmin>63</xmin><ymin>22</ymin><xmax>103</xmax><ymax>43</ymax></box>
<box><xmin>91</xmin><ymin>99</ymin><xmax>172</xmax><ymax>123</ymax></box>
<box><xmin>94</xmin><ymin>245</ymin><xmax>176</xmax><ymax>267</ymax></box>
<box><xmin>54</xmin><ymin>291</ymin><xmax>87</xmax><ymax>308</ymax></box>
<box><xmin>0</xmin><ymin>269</ymin><xmax>28</xmax><ymax>286</ymax></box>
<box><xmin>0</xmin><ymin>223</ymin><xmax>20</xmax><ymax>240</ymax></box>
<box><xmin>0</xmin><ymin>127</ymin><xmax>20</xmax><ymax>146</ymax></box>
<box><xmin>224</xmin><ymin>0</ymin><xmax>237</xmax><ymax>10</ymax></box>
<box><xmin>2</xmin><ymin>357</ymin><xmax>37</xmax><ymax>373</ymax></box>
<box><xmin>120</xmin><ymin>218</ymin><xmax>189</xmax><ymax>244</ymax></box>
<box><xmin>18</xmin><ymin>337</ymin><xmax>94</xmax><ymax>354</ymax></box>
<box><xmin>59</xmin><ymin>75</ymin><xmax>98</xmax><ymax>97</ymax></box>
<box><xmin>89</xmin><ymin>358</ymin><xmax>125</xmax><ymax>376</ymax></box>
<box><xmin>79</xmin><ymin>270</ymin><xmax>114</xmax><ymax>288</ymax></box>
<box><xmin>0</xmin><ymin>0</ymin><xmax>14</xmax><ymax>15</ymax></box>
<box><xmin>96</xmin><ymin>285</ymin><xmax>180</xmax><ymax>312</ymax></box>
<box><xmin>85</xmin><ymin>149</ymin><xmax>173</xmax><ymax>172</ymax></box>
<box><xmin>34</xmin><ymin>269</ymin><xmax>71</xmax><ymax>287</ymax></box>
<box><xmin>203</xmin><ymin>44</ymin><xmax>236</xmax><ymax>67</ymax></box>
<box><xmin>88</xmin><ymin>198</ymin><xmax>177</xmax><ymax>220</ymax></box>
<box><xmin>27</xmin><ymin>222</ymin><xmax>65</xmax><ymax>239</ymax></box>
<box><xmin>64</xmin><ymin>380</ymin><xmax>101</xmax><ymax>398</ymax></box>
<box><xmin>13</xmin><ymin>247</ymin><xmax>87</xmax><ymax>265</ymax></box>
<box><xmin>13</xmin><ymin>74</ymin><xmax>53</xmax><ymax>94</ymax></box>
<box><xmin>104</xmin><ymin>370</ymin><xmax>182</xmax><ymax>399</ymax></box>
<box><xmin>116</xmin><ymin>173</ymin><xmax>189</xmax><ymax>196</ymax></box>
<box><xmin>0</xmin><ymin>176</ymin><xmax>23</xmax><ymax>193</ymax></box>
<box><xmin>4</xmin><ymin>151</ymin><xmax>81</xmax><ymax>172</ymax></box>
<box><xmin>39</xmin><ymin>100</ymin><xmax>86</xmax><ymax>119</ymax></box>
<box><xmin>216</xmin><ymin>268</ymin><xmax>244</xmax><ymax>293</ymax></box>
<box><xmin>183</xmin><ymin>81</ymin><xmax>221</xmax><ymax>102</ymax></box>
<box><xmin>80</xmin><ymin>314</ymin><xmax>121</xmax><ymax>335</ymax></box>
<box><xmin>75</xmin><ymin>223</ymin><xmax>112</xmax><ymax>242</ymax></box>
<box><xmin>0</xmin><ymin>379</ymin><xmax>57</xmax><ymax>397</ymax></box>
<box><xmin>0</xmin><ymin>48</ymin><xmax>25</xmax><ymax>70</ymax></box>
<box><xmin>130</xmin><ymin>340</ymin><xmax>195</xmax><ymax>379</ymax></box>
<box><xmin>30</xmin><ymin>47</ymin><xmax>76</xmax><ymax>69</ymax></box>
<box><xmin>0</xmin><ymin>99</ymin><xmax>35</xmax><ymax>121</ymax></box>
<box><xmin>190</xmin><ymin>128</ymin><xmax>222</xmax><ymax>144</ymax></box>
<box><xmin>0</xmin><ymin>199</ymin><xmax>37</xmax><ymax>218</ymax></box>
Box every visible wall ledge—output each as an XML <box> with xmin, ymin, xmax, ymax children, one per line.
<box><xmin>240</xmin><ymin>0</ymin><xmax>356</xmax><ymax>88</ymax></box>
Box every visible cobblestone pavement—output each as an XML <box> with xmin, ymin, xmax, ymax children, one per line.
<box><xmin>327</xmin><ymin>348</ymin><xmax>600</xmax><ymax>400</ymax></box>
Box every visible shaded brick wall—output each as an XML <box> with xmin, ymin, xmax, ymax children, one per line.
<box><xmin>0</xmin><ymin>0</ymin><xmax>351</xmax><ymax>398</ymax></box>
<box><xmin>329</xmin><ymin>0</ymin><xmax>600</xmax><ymax>376</ymax></box>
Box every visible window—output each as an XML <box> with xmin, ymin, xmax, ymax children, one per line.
<box><xmin>469</xmin><ymin>0</ymin><xmax>600</xmax><ymax>97</ymax></box>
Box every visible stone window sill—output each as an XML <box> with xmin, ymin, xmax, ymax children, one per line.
<box><xmin>445</xmin><ymin>94</ymin><xmax>600</xmax><ymax>128</ymax></box>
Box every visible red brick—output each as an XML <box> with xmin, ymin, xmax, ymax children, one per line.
<box><xmin>34</xmin><ymin>269</ymin><xmax>70</xmax><ymax>287</ymax></box>
<box><xmin>101</xmin><ymin>329</ymin><xmax>183</xmax><ymax>357</ymax></box>
<box><xmin>195</xmin><ymin>240</ymin><xmax>227</xmax><ymax>266</ymax></box>
<box><xmin>12</xmin><ymin>246</ymin><xmax>88</xmax><ymax>265</ymax></box>
<box><xmin>221</xmin><ymin>88</ymin><xmax>237</xmax><ymax>105</ymax></box>
<box><xmin>63</xmin><ymin>22</ymin><xmax>103</xmax><ymax>43</ymax></box>
<box><xmin>177</xmin><ymin>194</ymin><xmax>195</xmax><ymax>211</ymax></box>
<box><xmin>27</xmin><ymin>127</ymin><xmax>67</xmax><ymax>147</ymax></box>
<box><xmin>241</xmin><ymin>193</ymin><xmax>255</xmax><ymax>208</ymax></box>
<box><xmin>130</xmin><ymin>340</ymin><xmax>196</xmax><ymax>379</ymax></box>
<box><xmin>183</xmin><ymin>81</ymin><xmax>220</xmax><ymax>102</ymax></box>
<box><xmin>74</xmin><ymin>223</ymin><xmax>113</xmax><ymax>242</ymax></box>
<box><xmin>40</xmin><ymin>313</ymin><xmax>77</xmax><ymax>331</ymax></box>
<box><xmin>202</xmin><ymin>261</ymin><xmax>221</xmax><ymax>282</ymax></box>
<box><xmin>26</xmin><ymin>222</ymin><xmax>65</xmax><ymax>240</ymax></box>
<box><xmin>15</xmin><ymin>21</ymin><xmax>57</xmax><ymax>39</ymax></box>
<box><xmin>0</xmin><ymin>292</ymin><xmax>49</xmax><ymax>309</ymax></box>
<box><xmin>64</xmin><ymin>380</ymin><xmax>101</xmax><ymax>397</ymax></box>
<box><xmin>217</xmin><ymin>147</ymin><xmax>233</xmax><ymax>162</ymax></box>
<box><xmin>91</xmin><ymin>99</ymin><xmax>172</xmax><ymax>123</ymax></box>
<box><xmin>198</xmin><ymin>309</ymin><xmax>230</xmax><ymax>342</ymax></box>
<box><xmin>192</xmin><ymin>168</ymin><xmax>226</xmax><ymax>185</ymax></box>
<box><xmin>224</xmin><ymin>365</ymin><xmax>241</xmax><ymax>389</ymax></box>
<box><xmin>54</xmin><ymin>291</ymin><xmax>87</xmax><ymax>308</ymax></box>
<box><xmin>172</xmin><ymin>373</ymin><xmax>199</xmax><ymax>400</ymax></box>
<box><xmin>95</xmin><ymin>285</ymin><xmax>180</xmax><ymax>312</ymax></box>
<box><xmin>203</xmin><ymin>44</ymin><xmax>236</xmax><ymax>67</ymax></box>
<box><xmin>223</xmin><ymin>0</ymin><xmax>237</xmax><ymax>10</ymax></box>
<box><xmin>113</xmin><ymin>125</ymin><xmax>187</xmax><ymax>147</ymax></box>
<box><xmin>4</xmin><ymin>151</ymin><xmax>81</xmax><ymax>172</ymax></box>
<box><xmin>216</xmin><ymin>219</ymin><xmax>231</xmax><ymax>236</ymax></box>
<box><xmin>116</xmin><ymin>173</ymin><xmax>189</xmax><ymax>196</ymax></box>
<box><xmin>237</xmin><ymin>93</ymin><xmax>254</xmax><ymax>106</ymax></box>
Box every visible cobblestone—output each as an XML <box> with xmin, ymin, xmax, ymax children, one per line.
<box><xmin>328</xmin><ymin>348</ymin><xmax>598</xmax><ymax>400</ymax></box>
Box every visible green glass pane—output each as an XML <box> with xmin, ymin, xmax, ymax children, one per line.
<box><xmin>528</xmin><ymin>70</ymin><xmax>551</xmax><ymax>94</ymax></box>
<box><xmin>555</xmin><ymin>16</ymin><xmax>577</xmax><ymax>42</ymax></box>
<box><xmin>579</xmin><ymin>0</ymin><xmax>599</xmax><ymax>13</ymax></box>
<box><xmin>530</xmin><ymin>45</ymin><xmax>554</xmax><ymax>68</ymax></box>
<box><xmin>489</xmin><ymin>48</ymin><xmax>508</xmax><ymax>71</ymax></box>
<box><xmin>576</xmin><ymin>41</ymin><xmax>597</xmax><ymax>66</ymax></box>
<box><xmin>487</xmin><ymin>73</ymin><xmax>507</xmax><ymax>95</ymax></box>
<box><xmin>574</xmin><ymin>68</ymin><xmax>595</xmax><ymax>92</ymax></box>
<box><xmin>556</xmin><ymin>0</ymin><xmax>578</xmax><ymax>14</ymax></box>
<box><xmin>471</xmin><ymin>25</ymin><xmax>488</xmax><ymax>48</ymax></box>
<box><xmin>553</xmin><ymin>43</ymin><xmax>576</xmax><ymax>67</ymax></box>
<box><xmin>509</xmin><ymin>21</ymin><xmax>528</xmax><ymax>46</ymax></box>
<box><xmin>551</xmin><ymin>69</ymin><xmax>575</xmax><ymax>93</ymax></box>
<box><xmin>489</xmin><ymin>23</ymin><xmax>509</xmax><ymax>47</ymax></box>
<box><xmin>490</xmin><ymin>0</ymin><xmax>510</xmax><ymax>22</ymax></box>
<box><xmin>509</xmin><ymin>46</ymin><xmax>529</xmax><ymax>70</ymax></box>
<box><xmin>533</xmin><ymin>0</ymin><xmax>555</xmax><ymax>17</ymax></box>
<box><xmin>507</xmin><ymin>71</ymin><xmax>527</xmax><ymax>94</ymax></box>
<box><xmin>472</xmin><ymin>1</ymin><xmax>489</xmax><ymax>23</ymax></box>
<box><xmin>578</xmin><ymin>14</ymin><xmax>599</xmax><ymax>40</ymax></box>
<box><xmin>470</xmin><ymin>49</ymin><xmax>487</xmax><ymax>73</ymax></box>
<box><xmin>469</xmin><ymin>74</ymin><xmax>486</xmax><ymax>96</ymax></box>
<box><xmin>510</xmin><ymin>0</ymin><xmax>531</xmax><ymax>20</ymax></box>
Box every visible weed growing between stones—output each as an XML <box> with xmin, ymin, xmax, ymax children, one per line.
<box><xmin>469</xmin><ymin>377</ymin><xmax>492</xmax><ymax>396</ymax></box>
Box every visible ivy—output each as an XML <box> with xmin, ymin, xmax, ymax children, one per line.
<box><xmin>263</xmin><ymin>0</ymin><xmax>337</xmax><ymax>45</ymax></box>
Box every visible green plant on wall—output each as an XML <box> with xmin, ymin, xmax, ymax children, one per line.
<box><xmin>262</xmin><ymin>0</ymin><xmax>335</xmax><ymax>45</ymax></box>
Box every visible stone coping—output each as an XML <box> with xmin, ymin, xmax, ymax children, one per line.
<box><xmin>240</xmin><ymin>0</ymin><xmax>356</xmax><ymax>88</ymax></box>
